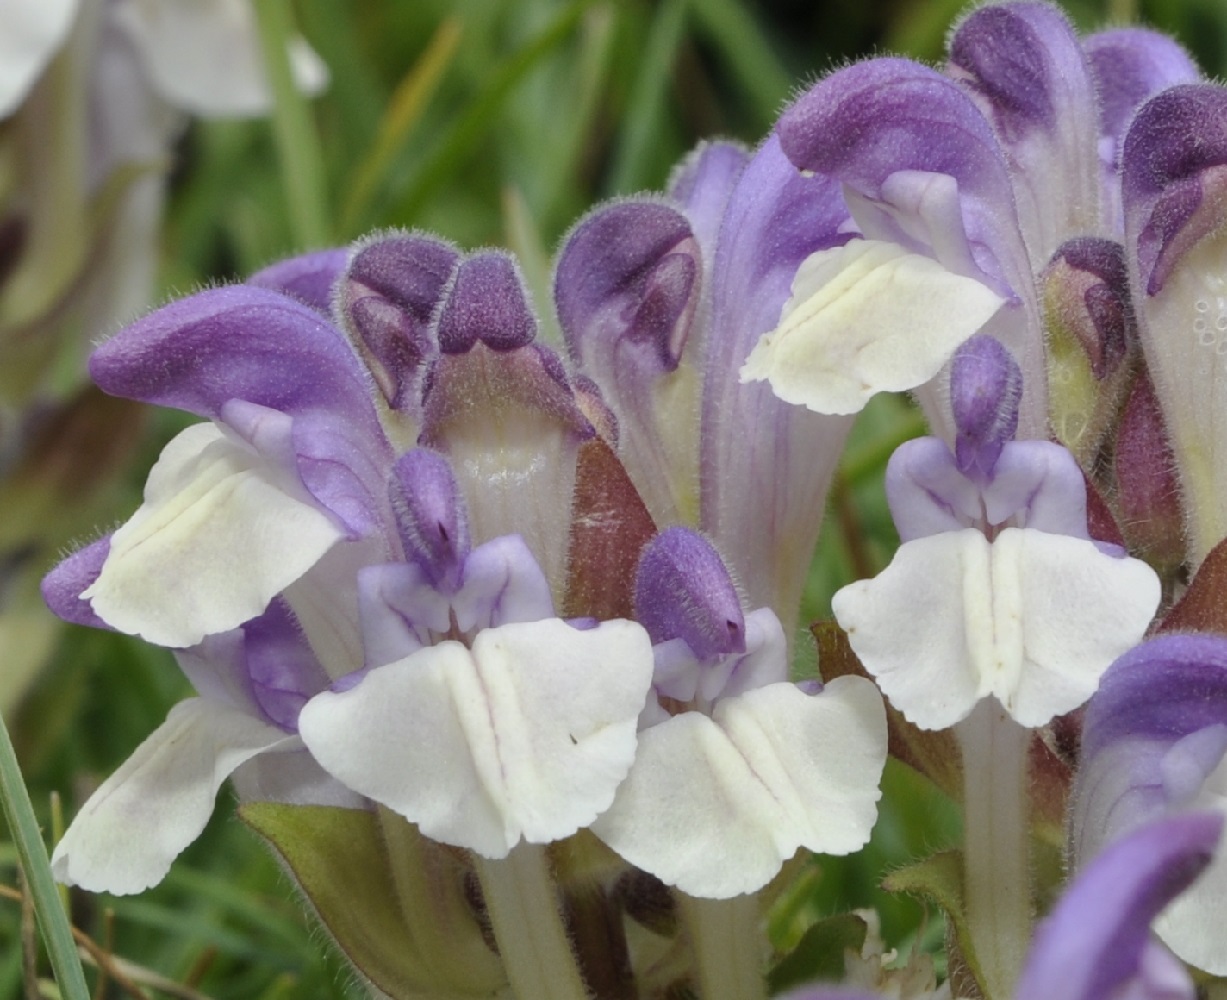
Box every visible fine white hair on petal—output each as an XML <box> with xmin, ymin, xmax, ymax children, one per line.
<box><xmin>739</xmin><ymin>239</ymin><xmax>1005</xmax><ymax>415</ymax></box>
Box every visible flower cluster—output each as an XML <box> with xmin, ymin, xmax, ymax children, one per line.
<box><xmin>35</xmin><ymin>1</ymin><xmax>1227</xmax><ymax>998</ymax></box>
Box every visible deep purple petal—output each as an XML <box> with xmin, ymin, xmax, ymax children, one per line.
<box><xmin>90</xmin><ymin>285</ymin><xmax>379</xmax><ymax>430</ymax></box>
<box><xmin>1123</xmin><ymin>84</ymin><xmax>1227</xmax><ymax>296</ymax></box>
<box><xmin>634</xmin><ymin>527</ymin><xmax>744</xmax><ymax>661</ymax></box>
<box><xmin>699</xmin><ymin>135</ymin><xmax>854</xmax><ymax>638</ymax></box>
<box><xmin>1016</xmin><ymin>813</ymin><xmax>1218</xmax><ymax>1000</ymax></box>
<box><xmin>435</xmin><ymin>251</ymin><xmax>537</xmax><ymax>354</ymax></box>
<box><xmin>339</xmin><ymin>234</ymin><xmax>459</xmax><ymax>409</ymax></box>
<box><xmin>248</xmin><ymin>248</ymin><xmax>348</xmax><ymax>314</ymax></box>
<box><xmin>41</xmin><ymin>537</ymin><xmax>113</xmax><ymax>630</ymax></box>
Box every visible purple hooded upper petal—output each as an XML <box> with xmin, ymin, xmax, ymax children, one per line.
<box><xmin>436</xmin><ymin>251</ymin><xmax>537</xmax><ymax>354</ymax></box>
<box><xmin>388</xmin><ymin>447</ymin><xmax>469</xmax><ymax>587</ymax></box>
<box><xmin>947</xmin><ymin>2</ymin><xmax>1102</xmax><ymax>264</ymax></box>
<box><xmin>699</xmin><ymin>135</ymin><xmax>855</xmax><ymax>641</ymax></box>
<box><xmin>1072</xmin><ymin>633</ymin><xmax>1227</xmax><ymax>868</ymax></box>
<box><xmin>1123</xmin><ymin>84</ymin><xmax>1227</xmax><ymax>297</ymax></box>
<box><xmin>555</xmin><ymin>198</ymin><xmax>701</xmax><ymax>527</ymax></box>
<box><xmin>777</xmin><ymin>57</ymin><xmax>1021</xmax><ymax>294</ymax></box>
<box><xmin>1016</xmin><ymin>812</ymin><xmax>1218</xmax><ymax>1000</ymax></box>
<box><xmin>248</xmin><ymin>248</ymin><xmax>348</xmax><ymax>314</ymax></box>
<box><xmin>339</xmin><ymin>233</ymin><xmax>460</xmax><ymax>409</ymax></box>
<box><xmin>90</xmin><ymin>285</ymin><xmax>380</xmax><ymax>431</ymax></box>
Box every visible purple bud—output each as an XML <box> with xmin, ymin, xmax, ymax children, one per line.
<box><xmin>389</xmin><ymin>448</ymin><xmax>469</xmax><ymax>587</ymax></box>
<box><xmin>340</xmin><ymin>234</ymin><xmax>459</xmax><ymax>407</ymax></box>
<box><xmin>435</xmin><ymin>251</ymin><xmax>537</xmax><ymax>354</ymax></box>
<box><xmin>951</xmin><ymin>334</ymin><xmax>1022</xmax><ymax>480</ymax></box>
<box><xmin>1044</xmin><ymin>238</ymin><xmax>1134</xmax><ymax>379</ymax></box>
<box><xmin>634</xmin><ymin>527</ymin><xmax>745</xmax><ymax>661</ymax></box>
<box><xmin>556</xmin><ymin>200</ymin><xmax>699</xmax><ymax>374</ymax></box>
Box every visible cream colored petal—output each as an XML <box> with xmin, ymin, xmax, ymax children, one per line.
<box><xmin>740</xmin><ymin>240</ymin><xmax>1004</xmax><ymax>415</ymax></box>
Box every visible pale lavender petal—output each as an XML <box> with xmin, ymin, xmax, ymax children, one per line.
<box><xmin>248</xmin><ymin>248</ymin><xmax>347</xmax><ymax>314</ymax></box>
<box><xmin>1017</xmin><ymin>813</ymin><xmax>1218</xmax><ymax>1000</ymax></box>
<box><xmin>1122</xmin><ymin>84</ymin><xmax>1227</xmax><ymax>565</ymax></box>
<box><xmin>884</xmin><ymin>437</ymin><xmax>981</xmax><ymax>542</ymax></box>
<box><xmin>356</xmin><ymin>562</ymin><xmax>439</xmax><ymax>668</ymax></box>
<box><xmin>339</xmin><ymin>233</ymin><xmax>459</xmax><ymax>409</ymax></box>
<box><xmin>242</xmin><ymin>598</ymin><xmax>330</xmax><ymax>731</ymax></box>
<box><xmin>668</xmin><ymin>141</ymin><xmax>750</xmax><ymax>261</ymax></box>
<box><xmin>454</xmin><ymin>534</ymin><xmax>555</xmax><ymax>631</ymax></box>
<box><xmin>90</xmin><ymin>285</ymin><xmax>379</xmax><ymax>431</ymax></box>
<box><xmin>981</xmin><ymin>439</ymin><xmax>1089</xmax><ymax>535</ymax></box>
<box><xmin>1085</xmin><ymin>27</ymin><xmax>1199</xmax><ymax>228</ymax></box>
<box><xmin>700</xmin><ymin>135</ymin><xmax>855</xmax><ymax>641</ymax></box>
<box><xmin>634</xmin><ymin>527</ymin><xmax>744</xmax><ymax>661</ymax></box>
<box><xmin>41</xmin><ymin>537</ymin><xmax>112</xmax><ymax>630</ymax></box>
<box><xmin>948</xmin><ymin>2</ymin><xmax>1101</xmax><ymax>264</ymax></box>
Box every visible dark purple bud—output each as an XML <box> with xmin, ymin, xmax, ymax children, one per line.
<box><xmin>40</xmin><ymin>536</ymin><xmax>112</xmax><ymax>630</ymax></box>
<box><xmin>1123</xmin><ymin>85</ymin><xmax>1227</xmax><ymax>296</ymax></box>
<box><xmin>951</xmin><ymin>334</ymin><xmax>1022</xmax><ymax>480</ymax></box>
<box><xmin>556</xmin><ymin>200</ymin><xmax>699</xmax><ymax>375</ymax></box>
<box><xmin>1045</xmin><ymin>238</ymin><xmax>1128</xmax><ymax>380</ymax></box>
<box><xmin>634</xmin><ymin>527</ymin><xmax>744</xmax><ymax>661</ymax></box>
<box><xmin>340</xmin><ymin>234</ymin><xmax>459</xmax><ymax>408</ymax></box>
<box><xmin>248</xmin><ymin>248</ymin><xmax>348</xmax><ymax>314</ymax></box>
<box><xmin>389</xmin><ymin>448</ymin><xmax>469</xmax><ymax>586</ymax></box>
<box><xmin>1114</xmin><ymin>370</ymin><xmax>1185</xmax><ymax>576</ymax></box>
<box><xmin>435</xmin><ymin>251</ymin><xmax>537</xmax><ymax>354</ymax></box>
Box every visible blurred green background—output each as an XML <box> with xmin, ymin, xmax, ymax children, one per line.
<box><xmin>4</xmin><ymin>0</ymin><xmax>1225</xmax><ymax>995</ymax></box>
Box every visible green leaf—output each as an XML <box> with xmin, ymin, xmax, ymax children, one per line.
<box><xmin>767</xmin><ymin>912</ymin><xmax>867</xmax><ymax>993</ymax></box>
<box><xmin>882</xmin><ymin>850</ymin><xmax>983</xmax><ymax>997</ymax></box>
<box><xmin>240</xmin><ymin>803</ymin><xmax>504</xmax><ymax>1000</ymax></box>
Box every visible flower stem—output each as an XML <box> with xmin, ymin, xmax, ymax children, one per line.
<box><xmin>473</xmin><ymin>843</ymin><xmax>590</xmax><ymax>1000</ymax></box>
<box><xmin>679</xmin><ymin>893</ymin><xmax>766</xmax><ymax>1000</ymax></box>
<box><xmin>955</xmin><ymin>700</ymin><xmax>1031</xmax><ymax>1000</ymax></box>
<box><xmin>0</xmin><ymin>710</ymin><xmax>90</xmax><ymax>1000</ymax></box>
